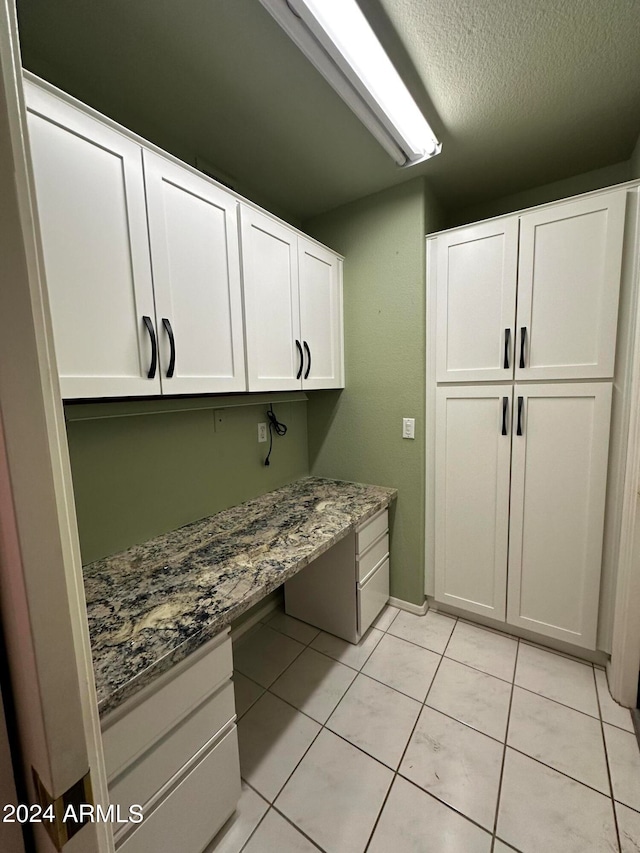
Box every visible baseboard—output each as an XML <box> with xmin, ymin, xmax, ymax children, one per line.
<box><xmin>389</xmin><ymin>596</ymin><xmax>428</xmax><ymax>616</ymax></box>
<box><xmin>231</xmin><ymin>597</ymin><xmax>280</xmax><ymax>642</ymax></box>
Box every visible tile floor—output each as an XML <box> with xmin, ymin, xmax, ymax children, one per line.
<box><xmin>210</xmin><ymin>605</ymin><xmax>640</xmax><ymax>853</ymax></box>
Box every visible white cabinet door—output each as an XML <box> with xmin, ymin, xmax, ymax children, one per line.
<box><xmin>298</xmin><ymin>238</ymin><xmax>344</xmax><ymax>390</ymax></box>
<box><xmin>435</xmin><ymin>386</ymin><xmax>512</xmax><ymax>620</ymax></box>
<box><xmin>507</xmin><ymin>383</ymin><xmax>612</xmax><ymax>649</ymax></box>
<box><xmin>240</xmin><ymin>206</ymin><xmax>302</xmax><ymax>391</ymax></box>
<box><xmin>516</xmin><ymin>191</ymin><xmax>626</xmax><ymax>381</ymax></box>
<box><xmin>436</xmin><ymin>217</ymin><xmax>518</xmax><ymax>382</ymax></box>
<box><xmin>144</xmin><ymin>152</ymin><xmax>246</xmax><ymax>394</ymax></box>
<box><xmin>26</xmin><ymin>83</ymin><xmax>160</xmax><ymax>399</ymax></box>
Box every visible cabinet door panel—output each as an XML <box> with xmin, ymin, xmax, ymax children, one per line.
<box><xmin>240</xmin><ymin>207</ymin><xmax>301</xmax><ymax>391</ymax></box>
<box><xmin>507</xmin><ymin>383</ymin><xmax>612</xmax><ymax>648</ymax></box>
<box><xmin>144</xmin><ymin>152</ymin><xmax>246</xmax><ymax>394</ymax></box>
<box><xmin>26</xmin><ymin>83</ymin><xmax>159</xmax><ymax>398</ymax></box>
<box><xmin>436</xmin><ymin>218</ymin><xmax>518</xmax><ymax>382</ymax></box>
<box><xmin>435</xmin><ymin>387</ymin><xmax>512</xmax><ymax>620</ymax></box>
<box><xmin>516</xmin><ymin>191</ymin><xmax>625</xmax><ymax>380</ymax></box>
<box><xmin>298</xmin><ymin>239</ymin><xmax>344</xmax><ymax>389</ymax></box>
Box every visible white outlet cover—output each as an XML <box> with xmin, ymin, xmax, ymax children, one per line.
<box><xmin>258</xmin><ymin>423</ymin><xmax>268</xmax><ymax>443</ymax></box>
<box><xmin>402</xmin><ymin>417</ymin><xmax>415</xmax><ymax>439</ymax></box>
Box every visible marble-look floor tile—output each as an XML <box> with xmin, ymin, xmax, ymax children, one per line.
<box><xmin>310</xmin><ymin>626</ymin><xmax>384</xmax><ymax>670</ymax></box>
<box><xmin>388</xmin><ymin>609</ymin><xmax>456</xmax><ymax>654</ymax></box>
<box><xmin>237</xmin><ymin>692</ymin><xmax>320</xmax><ymax>802</ymax></box>
<box><xmin>266</xmin><ymin>610</ymin><xmax>320</xmax><ymax>645</ymax></box>
<box><xmin>270</xmin><ymin>647</ymin><xmax>356</xmax><ymax>724</ymax></box>
<box><xmin>371</xmin><ymin>604</ymin><xmax>400</xmax><ymax>632</ymax></box>
<box><xmin>233</xmin><ymin>625</ymin><xmax>305</xmax><ymax>688</ymax></box>
<box><xmin>493</xmin><ymin>841</ymin><xmax>519</xmax><ymax>853</ymax></box>
<box><xmin>326</xmin><ymin>673</ymin><xmax>421</xmax><ymax>769</ymax></box>
<box><xmin>426</xmin><ymin>657</ymin><xmax>512</xmax><ymax>741</ymax></box>
<box><xmin>368</xmin><ymin>775</ymin><xmax>492</xmax><ymax>853</ymax></box>
<box><xmin>233</xmin><ymin>672</ymin><xmax>264</xmax><ymax>720</ymax></box>
<box><xmin>362</xmin><ymin>633</ymin><xmax>440</xmax><ymax>702</ymax></box>
<box><xmin>497</xmin><ymin>748</ymin><xmax>618</xmax><ymax>853</ymax></box>
<box><xmin>595</xmin><ymin>668</ymin><xmax>634</xmax><ymax>733</ymax></box>
<box><xmin>507</xmin><ymin>687</ymin><xmax>609</xmax><ymax>793</ymax></box>
<box><xmin>276</xmin><ymin>729</ymin><xmax>392</xmax><ymax>853</ymax></box>
<box><xmin>615</xmin><ymin>801</ymin><xmax>640</xmax><ymax>853</ymax></box>
<box><xmin>445</xmin><ymin>621</ymin><xmax>517</xmax><ymax>682</ymax></box>
<box><xmin>400</xmin><ymin>706</ymin><xmax>503</xmax><ymax>831</ymax></box>
<box><xmin>242</xmin><ymin>809</ymin><xmax>319</xmax><ymax>853</ymax></box>
<box><xmin>515</xmin><ymin>643</ymin><xmax>598</xmax><ymax>717</ymax></box>
<box><xmin>206</xmin><ymin>782</ymin><xmax>268</xmax><ymax>853</ymax></box>
<box><xmin>603</xmin><ymin>723</ymin><xmax>640</xmax><ymax>811</ymax></box>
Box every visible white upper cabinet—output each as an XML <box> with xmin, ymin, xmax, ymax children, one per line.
<box><xmin>143</xmin><ymin>152</ymin><xmax>246</xmax><ymax>394</ymax></box>
<box><xmin>436</xmin><ymin>217</ymin><xmax>519</xmax><ymax>382</ymax></box>
<box><xmin>26</xmin><ymin>83</ymin><xmax>160</xmax><ymax>399</ymax></box>
<box><xmin>516</xmin><ymin>192</ymin><xmax>626</xmax><ymax>381</ymax></box>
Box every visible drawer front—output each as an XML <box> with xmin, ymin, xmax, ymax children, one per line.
<box><xmin>356</xmin><ymin>509</ymin><xmax>388</xmax><ymax>556</ymax></box>
<box><xmin>358</xmin><ymin>557</ymin><xmax>390</xmax><ymax>637</ymax></box>
<box><xmin>117</xmin><ymin>727</ymin><xmax>240</xmax><ymax>853</ymax></box>
<box><xmin>103</xmin><ymin>630</ymin><xmax>233</xmax><ymax>780</ymax></box>
<box><xmin>110</xmin><ymin>680</ymin><xmax>235</xmax><ymax>816</ymax></box>
<box><xmin>357</xmin><ymin>533</ymin><xmax>389</xmax><ymax>583</ymax></box>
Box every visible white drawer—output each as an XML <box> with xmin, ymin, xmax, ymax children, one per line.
<box><xmin>356</xmin><ymin>533</ymin><xmax>389</xmax><ymax>583</ymax></box>
<box><xmin>110</xmin><ymin>679</ymin><xmax>235</xmax><ymax>817</ymax></box>
<box><xmin>102</xmin><ymin>630</ymin><xmax>233</xmax><ymax>781</ymax></box>
<box><xmin>356</xmin><ymin>509</ymin><xmax>388</xmax><ymax>556</ymax></box>
<box><xmin>358</xmin><ymin>557</ymin><xmax>389</xmax><ymax>636</ymax></box>
<box><xmin>117</xmin><ymin>726</ymin><xmax>240</xmax><ymax>853</ymax></box>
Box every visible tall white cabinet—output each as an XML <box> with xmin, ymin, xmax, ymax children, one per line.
<box><xmin>429</xmin><ymin>188</ymin><xmax>626</xmax><ymax>650</ymax></box>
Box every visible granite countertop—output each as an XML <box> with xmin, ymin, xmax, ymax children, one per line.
<box><xmin>84</xmin><ymin>477</ymin><xmax>397</xmax><ymax>716</ymax></box>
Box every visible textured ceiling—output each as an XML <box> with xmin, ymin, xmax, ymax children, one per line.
<box><xmin>16</xmin><ymin>0</ymin><xmax>640</xmax><ymax>221</ymax></box>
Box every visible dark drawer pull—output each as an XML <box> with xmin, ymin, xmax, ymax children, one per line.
<box><xmin>519</xmin><ymin>326</ymin><xmax>527</xmax><ymax>369</ymax></box>
<box><xmin>517</xmin><ymin>396</ymin><xmax>524</xmax><ymax>436</ymax></box>
<box><xmin>504</xmin><ymin>329</ymin><xmax>511</xmax><ymax>370</ymax></box>
<box><xmin>162</xmin><ymin>318</ymin><xmax>176</xmax><ymax>378</ymax></box>
<box><xmin>303</xmin><ymin>341</ymin><xmax>311</xmax><ymax>379</ymax></box>
<box><xmin>295</xmin><ymin>339</ymin><xmax>303</xmax><ymax>380</ymax></box>
<box><xmin>502</xmin><ymin>396</ymin><xmax>509</xmax><ymax>436</ymax></box>
<box><xmin>142</xmin><ymin>316</ymin><xmax>157</xmax><ymax>379</ymax></box>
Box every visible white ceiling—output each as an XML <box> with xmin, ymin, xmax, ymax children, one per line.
<box><xmin>16</xmin><ymin>0</ymin><xmax>640</xmax><ymax>221</ymax></box>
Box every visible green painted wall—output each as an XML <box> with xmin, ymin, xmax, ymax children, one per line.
<box><xmin>66</xmin><ymin>397</ymin><xmax>308</xmax><ymax>564</ymax></box>
<box><xmin>304</xmin><ymin>177</ymin><xmax>443</xmax><ymax>606</ymax></box>
<box><xmin>631</xmin><ymin>134</ymin><xmax>640</xmax><ymax>179</ymax></box>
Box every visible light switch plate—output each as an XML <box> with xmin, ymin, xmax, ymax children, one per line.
<box><xmin>402</xmin><ymin>417</ymin><xmax>415</xmax><ymax>439</ymax></box>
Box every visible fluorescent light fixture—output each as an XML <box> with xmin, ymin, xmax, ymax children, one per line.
<box><xmin>259</xmin><ymin>0</ymin><xmax>441</xmax><ymax>167</ymax></box>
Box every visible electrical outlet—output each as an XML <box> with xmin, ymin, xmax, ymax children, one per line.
<box><xmin>258</xmin><ymin>422</ymin><xmax>268</xmax><ymax>443</ymax></box>
<box><xmin>402</xmin><ymin>417</ymin><xmax>415</xmax><ymax>439</ymax></box>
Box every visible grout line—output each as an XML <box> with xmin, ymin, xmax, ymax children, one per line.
<box><xmin>593</xmin><ymin>665</ymin><xmax>623</xmax><ymax>853</ymax></box>
<box><xmin>513</xmin><ymin>682</ymin><xmax>601</xmax><ymax>721</ymax></box>
<box><xmin>490</xmin><ymin>638</ymin><xmax>520</xmax><ymax>849</ymax></box>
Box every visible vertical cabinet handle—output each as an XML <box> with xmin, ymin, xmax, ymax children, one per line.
<box><xmin>162</xmin><ymin>318</ymin><xmax>176</xmax><ymax>378</ymax></box>
<box><xmin>303</xmin><ymin>341</ymin><xmax>311</xmax><ymax>379</ymax></box>
<box><xmin>504</xmin><ymin>329</ymin><xmax>511</xmax><ymax>370</ymax></box>
<box><xmin>501</xmin><ymin>397</ymin><xmax>508</xmax><ymax>436</ymax></box>
<box><xmin>519</xmin><ymin>326</ymin><xmax>527</xmax><ymax>369</ymax></box>
<box><xmin>517</xmin><ymin>396</ymin><xmax>524</xmax><ymax>436</ymax></box>
<box><xmin>142</xmin><ymin>316</ymin><xmax>157</xmax><ymax>379</ymax></box>
<box><xmin>295</xmin><ymin>339</ymin><xmax>303</xmax><ymax>380</ymax></box>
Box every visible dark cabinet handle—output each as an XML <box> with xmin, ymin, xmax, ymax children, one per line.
<box><xmin>502</xmin><ymin>397</ymin><xmax>508</xmax><ymax>436</ymax></box>
<box><xmin>517</xmin><ymin>396</ymin><xmax>524</xmax><ymax>436</ymax></box>
<box><xmin>519</xmin><ymin>326</ymin><xmax>527</xmax><ymax>369</ymax></box>
<box><xmin>143</xmin><ymin>315</ymin><xmax>157</xmax><ymax>379</ymax></box>
<box><xmin>295</xmin><ymin>339</ymin><xmax>303</xmax><ymax>380</ymax></box>
<box><xmin>162</xmin><ymin>318</ymin><xmax>176</xmax><ymax>378</ymax></box>
<box><xmin>303</xmin><ymin>341</ymin><xmax>311</xmax><ymax>379</ymax></box>
<box><xmin>504</xmin><ymin>329</ymin><xmax>511</xmax><ymax>370</ymax></box>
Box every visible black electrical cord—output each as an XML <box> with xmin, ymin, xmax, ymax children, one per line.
<box><xmin>264</xmin><ymin>404</ymin><xmax>287</xmax><ymax>466</ymax></box>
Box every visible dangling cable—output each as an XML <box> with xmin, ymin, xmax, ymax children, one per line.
<box><xmin>264</xmin><ymin>404</ymin><xmax>287</xmax><ymax>466</ymax></box>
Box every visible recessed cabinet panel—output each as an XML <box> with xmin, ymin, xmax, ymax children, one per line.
<box><xmin>516</xmin><ymin>192</ymin><xmax>625</xmax><ymax>380</ymax></box>
<box><xmin>436</xmin><ymin>217</ymin><xmax>518</xmax><ymax>382</ymax></box>
<box><xmin>435</xmin><ymin>387</ymin><xmax>512</xmax><ymax>620</ymax></box>
<box><xmin>507</xmin><ymin>384</ymin><xmax>612</xmax><ymax>648</ymax></box>
<box><xmin>144</xmin><ymin>152</ymin><xmax>246</xmax><ymax>394</ymax></box>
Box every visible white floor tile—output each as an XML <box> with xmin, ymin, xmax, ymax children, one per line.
<box><xmin>233</xmin><ymin>672</ymin><xmax>264</xmax><ymax>720</ymax></box>
<box><xmin>388</xmin><ymin>609</ymin><xmax>456</xmax><ymax>654</ymax></box>
<box><xmin>615</xmin><ymin>801</ymin><xmax>640</xmax><ymax>853</ymax></box>
<box><xmin>493</xmin><ymin>841</ymin><xmax>518</xmax><ymax>853</ymax></box>
<box><xmin>276</xmin><ymin>729</ymin><xmax>392</xmax><ymax>853</ymax></box>
<box><xmin>206</xmin><ymin>782</ymin><xmax>268</xmax><ymax>853</ymax></box>
<box><xmin>326</xmin><ymin>673</ymin><xmax>421</xmax><ymax>769</ymax></box>
<box><xmin>515</xmin><ymin>643</ymin><xmax>598</xmax><ymax>717</ymax></box>
<box><xmin>310</xmin><ymin>626</ymin><xmax>384</xmax><ymax>670</ymax></box>
<box><xmin>266</xmin><ymin>611</ymin><xmax>320</xmax><ymax>645</ymax></box>
<box><xmin>270</xmin><ymin>647</ymin><xmax>356</xmax><ymax>724</ymax></box>
<box><xmin>371</xmin><ymin>604</ymin><xmax>400</xmax><ymax>631</ymax></box>
<box><xmin>445</xmin><ymin>621</ymin><xmax>517</xmax><ymax>682</ymax></box>
<box><xmin>234</xmin><ymin>625</ymin><xmax>305</xmax><ymax>688</ymax></box>
<box><xmin>507</xmin><ymin>687</ymin><xmax>609</xmax><ymax>793</ymax></box>
<box><xmin>237</xmin><ymin>692</ymin><xmax>320</xmax><ymax>802</ymax></box>
<box><xmin>426</xmin><ymin>657</ymin><xmax>512</xmax><ymax>741</ymax></box>
<box><xmin>362</xmin><ymin>633</ymin><xmax>440</xmax><ymax>701</ymax></box>
<box><xmin>242</xmin><ymin>809</ymin><xmax>319</xmax><ymax>853</ymax></box>
<box><xmin>400</xmin><ymin>705</ymin><xmax>503</xmax><ymax>831</ymax></box>
<box><xmin>497</xmin><ymin>748</ymin><xmax>618</xmax><ymax>853</ymax></box>
<box><xmin>595</xmin><ymin>668</ymin><xmax>635</xmax><ymax>733</ymax></box>
<box><xmin>604</xmin><ymin>722</ymin><xmax>640</xmax><ymax>811</ymax></box>
<box><xmin>368</xmin><ymin>775</ymin><xmax>492</xmax><ymax>853</ymax></box>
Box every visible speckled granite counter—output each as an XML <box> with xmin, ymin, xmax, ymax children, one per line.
<box><xmin>84</xmin><ymin>477</ymin><xmax>397</xmax><ymax>716</ymax></box>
